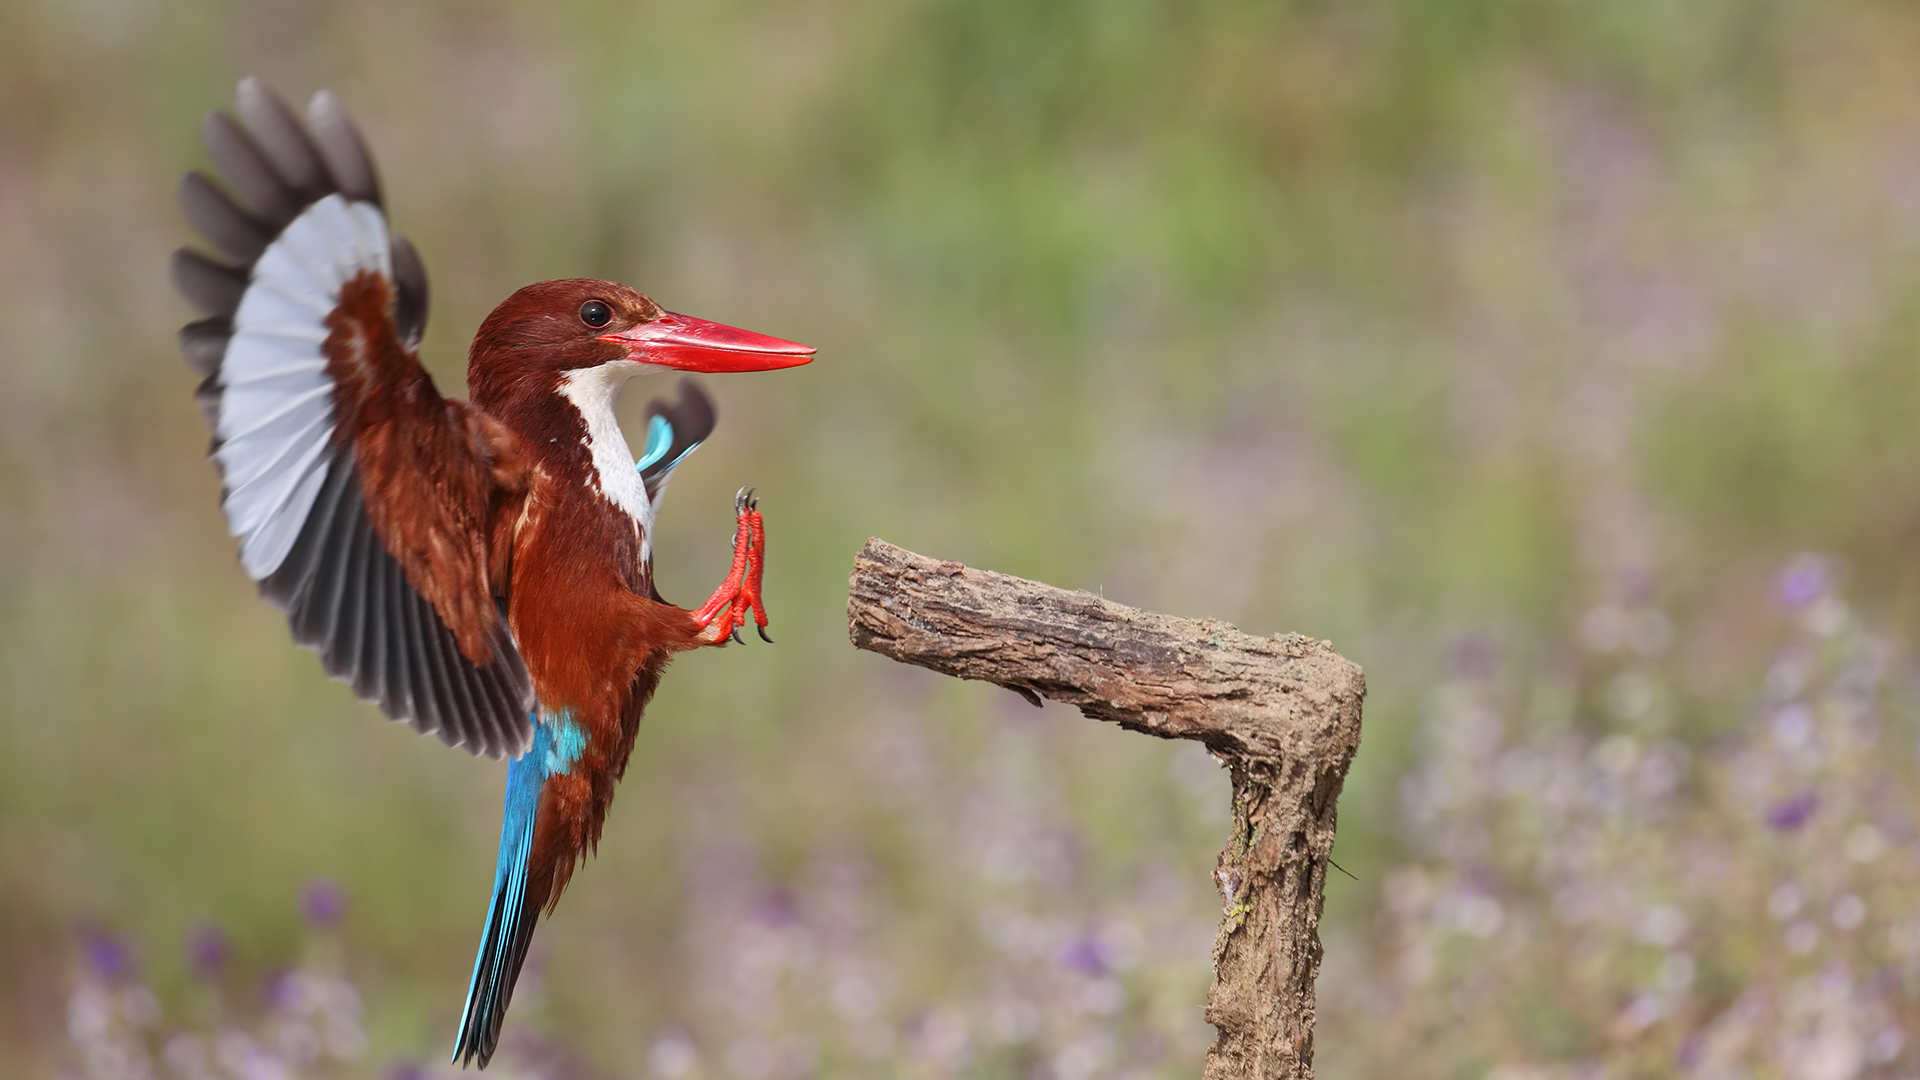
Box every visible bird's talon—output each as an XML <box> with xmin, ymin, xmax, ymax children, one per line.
<box><xmin>698</xmin><ymin>487</ymin><xmax>770</xmax><ymax>647</ymax></box>
<box><xmin>757</xmin><ymin>625</ymin><xmax>773</xmax><ymax>643</ymax></box>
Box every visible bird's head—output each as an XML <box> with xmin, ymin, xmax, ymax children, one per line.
<box><xmin>467</xmin><ymin>278</ymin><xmax>812</xmax><ymax>408</ymax></box>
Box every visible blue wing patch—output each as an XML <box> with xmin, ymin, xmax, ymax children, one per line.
<box><xmin>636</xmin><ymin>377</ymin><xmax>717</xmax><ymax>512</ymax></box>
<box><xmin>636</xmin><ymin>414</ymin><xmax>674</xmax><ymax>473</ymax></box>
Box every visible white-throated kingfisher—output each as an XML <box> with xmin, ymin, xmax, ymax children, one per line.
<box><xmin>170</xmin><ymin>80</ymin><xmax>813</xmax><ymax>1068</ymax></box>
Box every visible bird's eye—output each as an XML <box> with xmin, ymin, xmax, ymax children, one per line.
<box><xmin>580</xmin><ymin>300</ymin><xmax>613</xmax><ymax>328</ymax></box>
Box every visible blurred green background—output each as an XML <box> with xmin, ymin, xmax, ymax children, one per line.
<box><xmin>9</xmin><ymin>0</ymin><xmax>1920</xmax><ymax>1076</ymax></box>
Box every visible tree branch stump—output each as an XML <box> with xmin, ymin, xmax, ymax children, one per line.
<box><xmin>846</xmin><ymin>538</ymin><xmax>1365</xmax><ymax>1080</ymax></box>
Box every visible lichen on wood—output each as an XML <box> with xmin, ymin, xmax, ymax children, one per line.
<box><xmin>846</xmin><ymin>538</ymin><xmax>1365</xmax><ymax>1079</ymax></box>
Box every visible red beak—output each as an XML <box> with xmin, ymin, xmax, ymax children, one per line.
<box><xmin>600</xmin><ymin>311</ymin><xmax>814</xmax><ymax>372</ymax></box>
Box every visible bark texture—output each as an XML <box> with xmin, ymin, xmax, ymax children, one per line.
<box><xmin>846</xmin><ymin>538</ymin><xmax>1365</xmax><ymax>1080</ymax></box>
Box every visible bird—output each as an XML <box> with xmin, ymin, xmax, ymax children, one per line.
<box><xmin>170</xmin><ymin>79</ymin><xmax>812</xmax><ymax>1068</ymax></box>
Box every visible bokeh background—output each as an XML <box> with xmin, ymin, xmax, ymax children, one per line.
<box><xmin>9</xmin><ymin>0</ymin><xmax>1920</xmax><ymax>1077</ymax></box>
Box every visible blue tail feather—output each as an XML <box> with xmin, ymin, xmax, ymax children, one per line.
<box><xmin>452</xmin><ymin>721</ymin><xmax>551</xmax><ymax>1069</ymax></box>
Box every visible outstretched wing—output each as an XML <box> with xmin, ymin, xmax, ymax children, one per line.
<box><xmin>174</xmin><ymin>78</ymin><xmax>534</xmax><ymax>760</ymax></box>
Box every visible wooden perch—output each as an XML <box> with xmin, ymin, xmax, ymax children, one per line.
<box><xmin>846</xmin><ymin>538</ymin><xmax>1365</xmax><ymax>1080</ymax></box>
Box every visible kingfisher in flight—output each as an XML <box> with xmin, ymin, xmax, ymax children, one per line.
<box><xmin>171</xmin><ymin>80</ymin><xmax>812</xmax><ymax>1067</ymax></box>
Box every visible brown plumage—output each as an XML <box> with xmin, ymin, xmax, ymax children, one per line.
<box><xmin>171</xmin><ymin>81</ymin><xmax>811</xmax><ymax>1068</ymax></box>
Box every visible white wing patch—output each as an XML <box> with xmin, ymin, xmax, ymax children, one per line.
<box><xmin>216</xmin><ymin>195</ymin><xmax>391</xmax><ymax>579</ymax></box>
<box><xmin>177</xmin><ymin>80</ymin><xmax>537</xmax><ymax>761</ymax></box>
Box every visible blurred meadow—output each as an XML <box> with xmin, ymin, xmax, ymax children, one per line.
<box><xmin>9</xmin><ymin>0</ymin><xmax>1920</xmax><ymax>1076</ymax></box>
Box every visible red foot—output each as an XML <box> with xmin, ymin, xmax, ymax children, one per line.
<box><xmin>692</xmin><ymin>487</ymin><xmax>770</xmax><ymax>644</ymax></box>
<box><xmin>743</xmin><ymin>503</ymin><xmax>769</xmax><ymax>641</ymax></box>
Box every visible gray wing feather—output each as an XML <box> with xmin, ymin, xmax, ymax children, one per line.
<box><xmin>201</xmin><ymin>111</ymin><xmax>299</xmax><ymax>224</ymax></box>
<box><xmin>177</xmin><ymin>80</ymin><xmax>533</xmax><ymax>760</ymax></box>
<box><xmin>235</xmin><ymin>79</ymin><xmax>330</xmax><ymax>202</ymax></box>
<box><xmin>259</xmin><ymin>446</ymin><xmax>533</xmax><ymax>758</ymax></box>
<box><xmin>304</xmin><ymin>89</ymin><xmax>382</xmax><ymax>205</ymax></box>
<box><xmin>178</xmin><ymin>172</ymin><xmax>272</xmax><ymax>263</ymax></box>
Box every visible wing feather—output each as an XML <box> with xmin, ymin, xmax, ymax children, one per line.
<box><xmin>201</xmin><ymin>111</ymin><xmax>299</xmax><ymax>225</ymax></box>
<box><xmin>459</xmin><ymin>646</ymin><xmax>503</xmax><ymax>750</ymax></box>
<box><xmin>435</xmin><ymin>615</ymin><xmax>484</xmax><ymax>747</ymax></box>
<box><xmin>178</xmin><ymin>172</ymin><xmax>272</xmax><ymax>263</ymax></box>
<box><xmin>330</xmin><ymin>504</ymin><xmax>373</xmax><ymax>684</ymax></box>
<box><xmin>390</xmin><ymin>234</ymin><xmax>430</xmax><ymax>349</ymax></box>
<box><xmin>235</xmin><ymin>444</ymin><xmax>331</xmax><ymax>577</ymax></box>
<box><xmin>468</xmin><ymin>663</ymin><xmax>508</xmax><ymax>755</ymax></box>
<box><xmin>640</xmin><ymin>377</ymin><xmax>718</xmax><ymax>511</ymax></box>
<box><xmin>179</xmin><ymin>319</ymin><xmax>232</xmax><ymax>377</ymax></box>
<box><xmin>381</xmin><ymin>552</ymin><xmax>415</xmax><ymax>724</ymax></box>
<box><xmin>349</xmin><ymin>520</ymin><xmax>387</xmax><ymax>705</ymax></box>
<box><xmin>480</xmin><ymin>641</ymin><xmax>519</xmax><ymax>721</ymax></box>
<box><xmin>398</xmin><ymin>581</ymin><xmax>441</xmax><ymax>739</ymax></box>
<box><xmin>235</xmin><ymin>78</ymin><xmax>330</xmax><ymax>202</ymax></box>
<box><xmin>172</xmin><ymin>249</ymin><xmax>248</xmax><ymax>317</ymax></box>
<box><xmin>176</xmin><ymin>80</ymin><xmax>533</xmax><ymax>759</ymax></box>
<box><xmin>412</xmin><ymin>596</ymin><xmax>461</xmax><ymax>746</ymax></box>
<box><xmin>413</xmin><ymin>589</ymin><xmax>460</xmax><ymax>745</ymax></box>
<box><xmin>305</xmin><ymin>90</ymin><xmax>382</xmax><ymax>205</ymax></box>
<box><xmin>276</xmin><ymin>453</ymin><xmax>354</xmax><ymax>648</ymax></box>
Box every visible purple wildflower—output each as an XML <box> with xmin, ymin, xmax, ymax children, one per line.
<box><xmin>79</xmin><ymin>926</ymin><xmax>130</xmax><ymax>979</ymax></box>
<box><xmin>263</xmin><ymin>968</ymin><xmax>297</xmax><ymax>1010</ymax></box>
<box><xmin>301</xmin><ymin>879</ymin><xmax>347</xmax><ymax>927</ymax></box>
<box><xmin>1764</xmin><ymin>791</ymin><xmax>1817</xmax><ymax>832</ymax></box>
<box><xmin>1059</xmin><ymin>935</ymin><xmax>1111</xmax><ymax>977</ymax></box>
<box><xmin>1676</xmin><ymin>1032</ymin><xmax>1703</xmax><ymax>1069</ymax></box>
<box><xmin>754</xmin><ymin>888</ymin><xmax>801</xmax><ymax>928</ymax></box>
<box><xmin>1777</xmin><ymin>556</ymin><xmax>1825</xmax><ymax>609</ymax></box>
<box><xmin>187</xmin><ymin>922</ymin><xmax>229</xmax><ymax>979</ymax></box>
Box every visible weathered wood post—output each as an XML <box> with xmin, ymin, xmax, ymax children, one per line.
<box><xmin>846</xmin><ymin>538</ymin><xmax>1365</xmax><ymax>1080</ymax></box>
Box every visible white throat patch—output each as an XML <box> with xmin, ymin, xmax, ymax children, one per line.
<box><xmin>557</xmin><ymin>361</ymin><xmax>665</xmax><ymax>562</ymax></box>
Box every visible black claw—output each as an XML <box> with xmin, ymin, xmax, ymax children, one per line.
<box><xmin>757</xmin><ymin>625</ymin><xmax>773</xmax><ymax>643</ymax></box>
<box><xmin>1008</xmin><ymin>685</ymin><xmax>1043</xmax><ymax>708</ymax></box>
<box><xmin>730</xmin><ymin>628</ymin><xmax>745</xmax><ymax>645</ymax></box>
<box><xmin>734</xmin><ymin>485</ymin><xmax>751</xmax><ymax>513</ymax></box>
